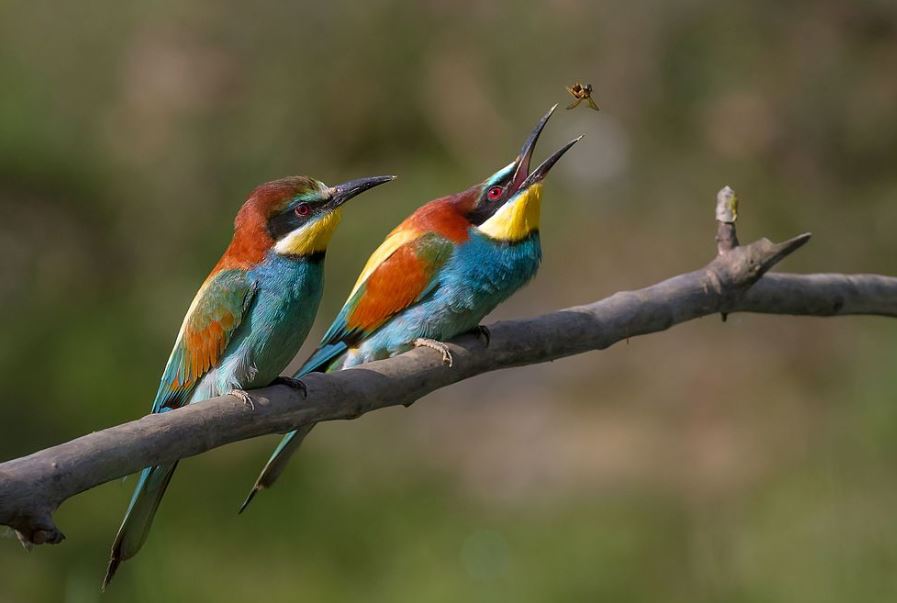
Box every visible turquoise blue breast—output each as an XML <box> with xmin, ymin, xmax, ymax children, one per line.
<box><xmin>243</xmin><ymin>253</ymin><xmax>325</xmax><ymax>384</ymax></box>
<box><xmin>439</xmin><ymin>229</ymin><xmax>542</xmax><ymax>319</ymax></box>
<box><xmin>191</xmin><ymin>252</ymin><xmax>325</xmax><ymax>399</ymax></box>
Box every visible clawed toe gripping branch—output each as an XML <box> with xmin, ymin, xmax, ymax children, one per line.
<box><xmin>1</xmin><ymin>186</ymin><xmax>896</xmax><ymax>547</ymax></box>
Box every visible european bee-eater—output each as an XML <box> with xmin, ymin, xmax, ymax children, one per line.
<box><xmin>241</xmin><ymin>106</ymin><xmax>580</xmax><ymax>512</ymax></box>
<box><xmin>102</xmin><ymin>173</ymin><xmax>394</xmax><ymax>588</ymax></box>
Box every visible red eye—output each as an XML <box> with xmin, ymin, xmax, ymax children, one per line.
<box><xmin>295</xmin><ymin>203</ymin><xmax>310</xmax><ymax>217</ymax></box>
<box><xmin>487</xmin><ymin>186</ymin><xmax>504</xmax><ymax>201</ymax></box>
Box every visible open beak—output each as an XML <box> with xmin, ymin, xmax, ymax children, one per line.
<box><xmin>520</xmin><ymin>136</ymin><xmax>583</xmax><ymax>188</ymax></box>
<box><xmin>327</xmin><ymin>175</ymin><xmax>396</xmax><ymax>208</ymax></box>
<box><xmin>510</xmin><ymin>105</ymin><xmax>582</xmax><ymax>192</ymax></box>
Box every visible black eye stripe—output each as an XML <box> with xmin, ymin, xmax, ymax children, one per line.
<box><xmin>268</xmin><ymin>211</ymin><xmax>296</xmax><ymax>239</ymax></box>
<box><xmin>268</xmin><ymin>204</ymin><xmax>316</xmax><ymax>239</ymax></box>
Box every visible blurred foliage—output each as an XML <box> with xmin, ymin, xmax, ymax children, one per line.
<box><xmin>2</xmin><ymin>0</ymin><xmax>897</xmax><ymax>601</ymax></box>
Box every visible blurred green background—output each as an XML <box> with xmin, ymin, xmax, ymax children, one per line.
<box><xmin>2</xmin><ymin>0</ymin><xmax>897</xmax><ymax>601</ymax></box>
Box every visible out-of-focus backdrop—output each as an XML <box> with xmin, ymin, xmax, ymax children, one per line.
<box><xmin>2</xmin><ymin>1</ymin><xmax>897</xmax><ymax>601</ymax></box>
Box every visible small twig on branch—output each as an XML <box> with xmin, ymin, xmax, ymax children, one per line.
<box><xmin>715</xmin><ymin>185</ymin><xmax>740</xmax><ymax>254</ymax></box>
<box><xmin>1</xmin><ymin>187</ymin><xmax>895</xmax><ymax>547</ymax></box>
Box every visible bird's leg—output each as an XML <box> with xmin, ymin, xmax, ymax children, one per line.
<box><xmin>413</xmin><ymin>338</ymin><xmax>453</xmax><ymax>367</ymax></box>
<box><xmin>272</xmin><ymin>376</ymin><xmax>308</xmax><ymax>400</ymax></box>
<box><xmin>230</xmin><ymin>389</ymin><xmax>256</xmax><ymax>410</ymax></box>
<box><xmin>468</xmin><ymin>325</ymin><xmax>491</xmax><ymax>347</ymax></box>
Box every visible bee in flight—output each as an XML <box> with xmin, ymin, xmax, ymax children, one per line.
<box><xmin>565</xmin><ymin>82</ymin><xmax>599</xmax><ymax>111</ymax></box>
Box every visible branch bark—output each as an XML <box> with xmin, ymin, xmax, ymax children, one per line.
<box><xmin>1</xmin><ymin>187</ymin><xmax>896</xmax><ymax>547</ymax></box>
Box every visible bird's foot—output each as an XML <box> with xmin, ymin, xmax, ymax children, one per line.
<box><xmin>230</xmin><ymin>389</ymin><xmax>256</xmax><ymax>410</ymax></box>
<box><xmin>272</xmin><ymin>376</ymin><xmax>308</xmax><ymax>399</ymax></box>
<box><xmin>468</xmin><ymin>325</ymin><xmax>491</xmax><ymax>347</ymax></box>
<box><xmin>413</xmin><ymin>338</ymin><xmax>453</xmax><ymax>367</ymax></box>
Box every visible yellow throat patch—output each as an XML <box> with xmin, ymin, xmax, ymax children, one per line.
<box><xmin>478</xmin><ymin>183</ymin><xmax>543</xmax><ymax>242</ymax></box>
<box><xmin>274</xmin><ymin>209</ymin><xmax>343</xmax><ymax>256</ymax></box>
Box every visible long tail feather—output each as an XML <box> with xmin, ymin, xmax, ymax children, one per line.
<box><xmin>298</xmin><ymin>341</ymin><xmax>348</xmax><ymax>377</ymax></box>
<box><xmin>239</xmin><ymin>424</ymin><xmax>314</xmax><ymax>513</ymax></box>
<box><xmin>102</xmin><ymin>462</ymin><xmax>179</xmax><ymax>590</ymax></box>
<box><xmin>239</xmin><ymin>342</ymin><xmax>348</xmax><ymax>513</ymax></box>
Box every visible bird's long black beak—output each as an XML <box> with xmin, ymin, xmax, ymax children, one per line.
<box><xmin>510</xmin><ymin>105</ymin><xmax>582</xmax><ymax>192</ymax></box>
<box><xmin>521</xmin><ymin>135</ymin><xmax>583</xmax><ymax>188</ymax></box>
<box><xmin>327</xmin><ymin>175</ymin><xmax>396</xmax><ymax>208</ymax></box>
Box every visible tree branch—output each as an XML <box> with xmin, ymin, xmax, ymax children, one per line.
<box><xmin>2</xmin><ymin>187</ymin><xmax>896</xmax><ymax>547</ymax></box>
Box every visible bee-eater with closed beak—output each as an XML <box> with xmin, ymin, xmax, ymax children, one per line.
<box><xmin>102</xmin><ymin>174</ymin><xmax>394</xmax><ymax>589</ymax></box>
<box><xmin>241</xmin><ymin>106</ymin><xmax>580</xmax><ymax>512</ymax></box>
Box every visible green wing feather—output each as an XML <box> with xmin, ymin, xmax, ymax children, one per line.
<box><xmin>152</xmin><ymin>268</ymin><xmax>257</xmax><ymax>412</ymax></box>
<box><xmin>316</xmin><ymin>232</ymin><xmax>453</xmax><ymax>349</ymax></box>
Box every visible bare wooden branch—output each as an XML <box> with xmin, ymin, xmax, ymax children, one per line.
<box><xmin>1</xmin><ymin>187</ymin><xmax>895</xmax><ymax>547</ymax></box>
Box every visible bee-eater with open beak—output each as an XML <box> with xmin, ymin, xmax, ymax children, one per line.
<box><xmin>102</xmin><ymin>174</ymin><xmax>394</xmax><ymax>589</ymax></box>
<box><xmin>241</xmin><ymin>106</ymin><xmax>580</xmax><ymax>512</ymax></box>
